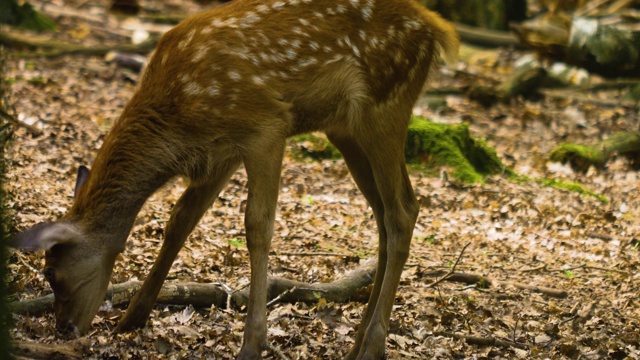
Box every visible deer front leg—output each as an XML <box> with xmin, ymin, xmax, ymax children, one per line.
<box><xmin>116</xmin><ymin>159</ymin><xmax>240</xmax><ymax>332</ymax></box>
<box><xmin>236</xmin><ymin>138</ymin><xmax>285</xmax><ymax>360</ymax></box>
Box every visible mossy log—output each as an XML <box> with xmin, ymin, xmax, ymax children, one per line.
<box><xmin>291</xmin><ymin>117</ymin><xmax>510</xmax><ymax>183</ymax></box>
<box><xmin>406</xmin><ymin>117</ymin><xmax>511</xmax><ymax>182</ymax></box>
<box><xmin>468</xmin><ymin>66</ymin><xmax>547</xmax><ymax>107</ymax></box>
<box><xmin>549</xmin><ymin>131</ymin><xmax>640</xmax><ymax>172</ymax></box>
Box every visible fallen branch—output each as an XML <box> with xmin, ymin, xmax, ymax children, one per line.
<box><xmin>10</xmin><ymin>258</ymin><xmax>377</xmax><ymax>315</ymax></box>
<box><xmin>434</xmin><ymin>331</ymin><xmax>529</xmax><ymax>350</ymax></box>
<box><xmin>0</xmin><ymin>108</ymin><xmax>43</xmax><ymax>136</ymax></box>
<box><xmin>455</xmin><ymin>23</ymin><xmax>522</xmax><ymax>49</ymax></box>
<box><xmin>0</xmin><ymin>29</ymin><xmax>157</xmax><ymax>58</ymax></box>
<box><xmin>10</xmin><ymin>340</ymin><xmax>87</xmax><ymax>359</ymax></box>
<box><xmin>11</xmin><ymin>255</ymin><xmax>568</xmax><ymax>317</ymax></box>
<box><xmin>500</xmin><ymin>281</ymin><xmax>567</xmax><ymax>299</ymax></box>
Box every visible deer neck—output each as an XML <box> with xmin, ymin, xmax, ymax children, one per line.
<box><xmin>68</xmin><ymin>112</ymin><xmax>176</xmax><ymax>252</ymax></box>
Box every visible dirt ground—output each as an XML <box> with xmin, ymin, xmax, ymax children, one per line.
<box><xmin>4</xmin><ymin>1</ymin><xmax>640</xmax><ymax>359</ymax></box>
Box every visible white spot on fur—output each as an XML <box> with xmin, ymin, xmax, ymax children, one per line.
<box><xmin>298</xmin><ymin>18</ymin><xmax>310</xmax><ymax>26</ymax></box>
<box><xmin>369</xmin><ymin>36</ymin><xmax>380</xmax><ymax>49</ymax></box>
<box><xmin>362</xmin><ymin>7</ymin><xmax>373</xmax><ymax>21</ymax></box>
<box><xmin>252</xmin><ymin>75</ymin><xmax>266</xmax><ymax>85</ymax></box>
<box><xmin>404</xmin><ymin>18</ymin><xmax>421</xmax><ymax>31</ymax></box>
<box><xmin>241</xmin><ymin>11</ymin><xmax>261</xmax><ymax>27</ymax></box>
<box><xmin>298</xmin><ymin>57</ymin><xmax>318</xmax><ymax>67</ymax></box>
<box><xmin>228</xmin><ymin>71</ymin><xmax>241</xmax><ymax>81</ymax></box>
<box><xmin>326</xmin><ymin>7</ymin><xmax>335</xmax><ymax>15</ymax></box>
<box><xmin>325</xmin><ymin>54</ymin><xmax>344</xmax><ymax>65</ymax></box>
<box><xmin>208</xmin><ymin>80</ymin><xmax>220</xmax><ymax>96</ymax></box>
<box><xmin>272</xmin><ymin>1</ymin><xmax>285</xmax><ymax>10</ymax></box>
<box><xmin>226</xmin><ymin>17</ymin><xmax>238</xmax><ymax>28</ymax></box>
<box><xmin>352</xmin><ymin>45</ymin><xmax>361</xmax><ymax>58</ymax></box>
<box><xmin>362</xmin><ymin>0</ymin><xmax>375</xmax><ymax>20</ymax></box>
<box><xmin>313</xmin><ymin>11</ymin><xmax>324</xmax><ymax>18</ymax></box>
<box><xmin>285</xmin><ymin>49</ymin><xmax>297</xmax><ymax>59</ymax></box>
<box><xmin>309</xmin><ymin>41</ymin><xmax>320</xmax><ymax>50</ymax></box>
<box><xmin>349</xmin><ymin>0</ymin><xmax>360</xmax><ymax>8</ymax></box>
<box><xmin>387</xmin><ymin>26</ymin><xmax>396</xmax><ymax>37</ymax></box>
<box><xmin>184</xmin><ymin>82</ymin><xmax>204</xmax><ymax>96</ymax></box>
<box><xmin>256</xmin><ymin>4</ymin><xmax>269</xmax><ymax>13</ymax></box>
<box><xmin>278</xmin><ymin>38</ymin><xmax>289</xmax><ymax>46</ymax></box>
<box><xmin>292</xmin><ymin>27</ymin><xmax>308</xmax><ymax>37</ymax></box>
<box><xmin>192</xmin><ymin>45</ymin><xmax>208</xmax><ymax>62</ymax></box>
<box><xmin>344</xmin><ymin>36</ymin><xmax>353</xmax><ymax>48</ymax></box>
<box><xmin>336</xmin><ymin>4</ymin><xmax>347</xmax><ymax>13</ymax></box>
<box><xmin>178</xmin><ymin>29</ymin><xmax>197</xmax><ymax>51</ymax></box>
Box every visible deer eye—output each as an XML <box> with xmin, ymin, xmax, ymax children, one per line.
<box><xmin>43</xmin><ymin>268</ymin><xmax>56</xmax><ymax>283</ymax></box>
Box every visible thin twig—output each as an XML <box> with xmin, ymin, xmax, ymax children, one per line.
<box><xmin>267</xmin><ymin>286</ymin><xmax>299</xmax><ymax>308</ymax></box>
<box><xmin>0</xmin><ymin>108</ymin><xmax>43</xmax><ymax>136</ymax></box>
<box><xmin>519</xmin><ymin>264</ymin><xmax>547</xmax><ymax>273</ymax></box>
<box><xmin>434</xmin><ymin>331</ymin><xmax>529</xmax><ymax>350</ymax></box>
<box><xmin>427</xmin><ymin>242</ymin><xmax>471</xmax><ymax>288</ymax></box>
<box><xmin>268</xmin><ymin>343</ymin><xmax>292</xmax><ymax>360</ymax></box>
<box><xmin>271</xmin><ymin>251</ymin><xmax>352</xmax><ymax>257</ymax></box>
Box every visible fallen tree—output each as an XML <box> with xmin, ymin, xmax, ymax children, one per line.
<box><xmin>10</xmin><ymin>256</ymin><xmax>567</xmax><ymax>317</ymax></box>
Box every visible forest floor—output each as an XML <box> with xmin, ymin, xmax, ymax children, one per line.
<box><xmin>3</xmin><ymin>1</ymin><xmax>640</xmax><ymax>359</ymax></box>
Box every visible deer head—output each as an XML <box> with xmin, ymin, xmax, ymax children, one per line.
<box><xmin>13</xmin><ymin>167</ymin><xmax>118</xmax><ymax>335</ymax></box>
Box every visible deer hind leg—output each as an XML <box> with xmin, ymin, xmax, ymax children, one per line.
<box><xmin>326</xmin><ymin>132</ymin><xmax>389</xmax><ymax>359</ymax></box>
<box><xmin>236</xmin><ymin>133</ymin><xmax>287</xmax><ymax>360</ymax></box>
<box><xmin>116</xmin><ymin>157</ymin><xmax>241</xmax><ymax>333</ymax></box>
<box><xmin>332</xmin><ymin>111</ymin><xmax>419</xmax><ymax>360</ymax></box>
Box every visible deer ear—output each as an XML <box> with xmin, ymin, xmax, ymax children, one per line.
<box><xmin>12</xmin><ymin>222</ymin><xmax>80</xmax><ymax>251</ymax></box>
<box><xmin>74</xmin><ymin>165</ymin><xmax>90</xmax><ymax>198</ymax></box>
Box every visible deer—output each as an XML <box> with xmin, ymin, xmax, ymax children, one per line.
<box><xmin>13</xmin><ymin>0</ymin><xmax>458</xmax><ymax>358</ymax></box>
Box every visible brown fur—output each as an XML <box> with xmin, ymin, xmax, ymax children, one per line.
<box><xmin>15</xmin><ymin>1</ymin><xmax>458</xmax><ymax>359</ymax></box>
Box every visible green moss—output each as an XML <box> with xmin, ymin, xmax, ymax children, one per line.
<box><xmin>406</xmin><ymin>116</ymin><xmax>513</xmax><ymax>183</ymax></box>
<box><xmin>536</xmin><ymin>178</ymin><xmax>608</xmax><ymax>203</ymax></box>
<box><xmin>286</xmin><ymin>117</ymin><xmax>606</xmax><ymax>202</ymax></box>
<box><xmin>0</xmin><ymin>1</ymin><xmax>55</xmax><ymax>31</ymax></box>
<box><xmin>549</xmin><ymin>143</ymin><xmax>605</xmax><ymax>172</ymax></box>
<box><xmin>289</xmin><ymin>133</ymin><xmax>342</xmax><ymax>161</ymax></box>
<box><xmin>289</xmin><ymin>117</ymin><xmax>512</xmax><ymax>183</ymax></box>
